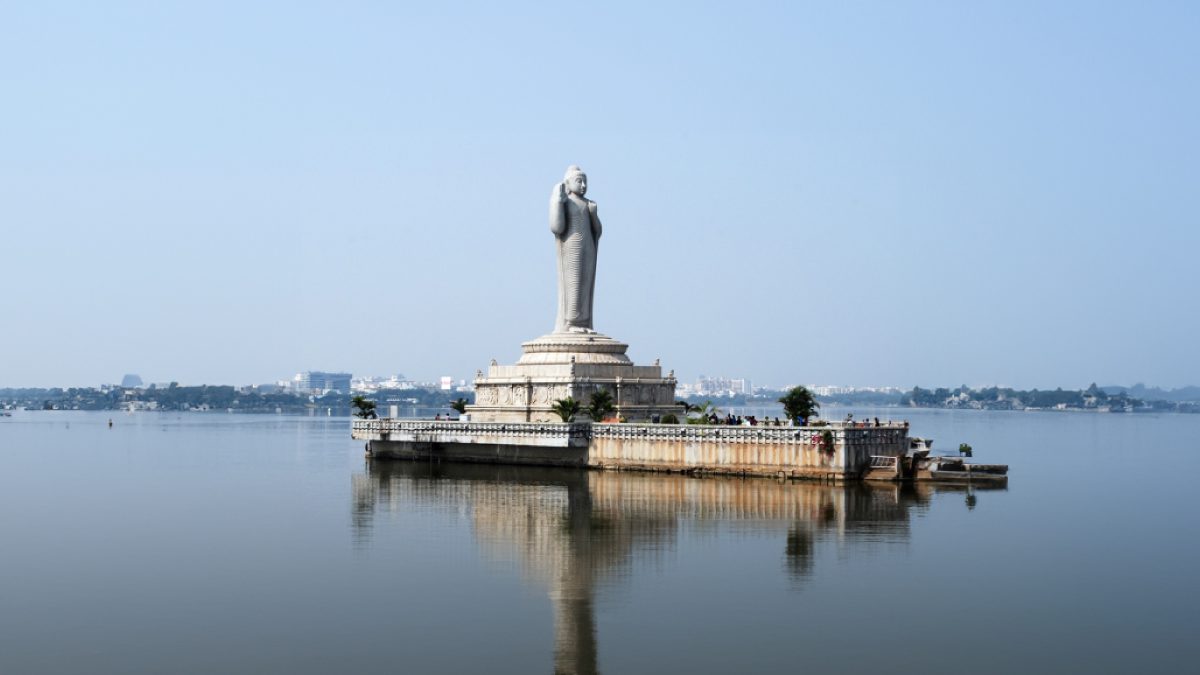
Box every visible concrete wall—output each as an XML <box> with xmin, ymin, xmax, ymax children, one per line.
<box><xmin>352</xmin><ymin>420</ymin><xmax>909</xmax><ymax>481</ymax></box>
<box><xmin>356</xmin><ymin>419</ymin><xmax>591</xmax><ymax>466</ymax></box>
<box><xmin>839</xmin><ymin>427</ymin><xmax>912</xmax><ymax>474</ymax></box>
<box><xmin>367</xmin><ymin>440</ymin><xmax>590</xmax><ymax>467</ymax></box>
<box><xmin>354</xmin><ymin>419</ymin><xmax>591</xmax><ymax>448</ymax></box>
<box><xmin>588</xmin><ymin>424</ymin><xmax>908</xmax><ymax>480</ymax></box>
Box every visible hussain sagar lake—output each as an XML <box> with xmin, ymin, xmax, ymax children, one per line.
<box><xmin>3</xmin><ymin>169</ymin><xmax>1191</xmax><ymax>674</ymax></box>
<box><xmin>1</xmin><ymin>409</ymin><xmax>1196</xmax><ymax>674</ymax></box>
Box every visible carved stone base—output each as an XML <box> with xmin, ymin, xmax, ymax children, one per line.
<box><xmin>468</xmin><ymin>331</ymin><xmax>678</xmax><ymax>423</ymax></box>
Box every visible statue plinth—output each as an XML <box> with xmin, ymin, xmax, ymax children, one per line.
<box><xmin>517</xmin><ymin>332</ymin><xmax>632</xmax><ymax>366</ymax></box>
<box><xmin>468</xmin><ymin>331</ymin><xmax>677</xmax><ymax>423</ymax></box>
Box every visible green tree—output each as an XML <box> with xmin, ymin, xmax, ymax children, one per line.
<box><xmin>351</xmin><ymin>395</ymin><xmax>377</xmax><ymax>419</ymax></box>
<box><xmin>586</xmin><ymin>389</ymin><xmax>616</xmax><ymax>422</ymax></box>
<box><xmin>685</xmin><ymin>400</ymin><xmax>720</xmax><ymax>425</ymax></box>
<box><xmin>449</xmin><ymin>397</ymin><xmax>469</xmax><ymax>414</ymax></box>
<box><xmin>550</xmin><ymin>397</ymin><xmax>581</xmax><ymax>423</ymax></box>
<box><xmin>779</xmin><ymin>386</ymin><xmax>820</xmax><ymax>423</ymax></box>
<box><xmin>959</xmin><ymin>442</ymin><xmax>973</xmax><ymax>458</ymax></box>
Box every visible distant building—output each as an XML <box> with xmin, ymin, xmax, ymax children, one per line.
<box><xmin>809</xmin><ymin>385</ymin><xmax>904</xmax><ymax>397</ymax></box>
<box><xmin>695</xmin><ymin>376</ymin><xmax>751</xmax><ymax>397</ymax></box>
<box><xmin>292</xmin><ymin>371</ymin><xmax>352</xmax><ymax>394</ymax></box>
<box><xmin>120</xmin><ymin>374</ymin><xmax>144</xmax><ymax>388</ymax></box>
<box><xmin>439</xmin><ymin>376</ymin><xmax>453</xmax><ymax>391</ymax></box>
<box><xmin>351</xmin><ymin>375</ymin><xmax>414</xmax><ymax>392</ymax></box>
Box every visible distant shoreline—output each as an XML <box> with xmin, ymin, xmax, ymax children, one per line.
<box><xmin>5</xmin><ymin>383</ymin><xmax>1198</xmax><ymax>415</ymax></box>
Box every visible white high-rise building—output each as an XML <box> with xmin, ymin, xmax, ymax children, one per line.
<box><xmin>292</xmin><ymin>371</ymin><xmax>352</xmax><ymax>394</ymax></box>
<box><xmin>695</xmin><ymin>376</ymin><xmax>751</xmax><ymax>396</ymax></box>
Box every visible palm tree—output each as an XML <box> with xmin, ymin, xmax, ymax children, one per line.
<box><xmin>351</xmin><ymin>395</ymin><xmax>377</xmax><ymax>419</ymax></box>
<box><xmin>779</xmin><ymin>386</ymin><xmax>819</xmax><ymax>424</ymax></box>
<box><xmin>449</xmin><ymin>397</ymin><xmax>469</xmax><ymax>415</ymax></box>
<box><xmin>586</xmin><ymin>389</ymin><xmax>616</xmax><ymax>422</ymax></box>
<box><xmin>685</xmin><ymin>400</ymin><xmax>720</xmax><ymax>425</ymax></box>
<box><xmin>550</xmin><ymin>396</ymin><xmax>581</xmax><ymax>423</ymax></box>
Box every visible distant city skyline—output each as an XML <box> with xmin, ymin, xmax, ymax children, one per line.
<box><xmin>35</xmin><ymin>370</ymin><xmax>1196</xmax><ymax>396</ymax></box>
<box><xmin>2</xmin><ymin>2</ymin><xmax>1197</xmax><ymax>389</ymax></box>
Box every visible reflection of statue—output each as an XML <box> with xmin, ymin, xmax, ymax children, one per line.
<box><xmin>550</xmin><ymin>166</ymin><xmax>602</xmax><ymax>333</ymax></box>
<box><xmin>351</xmin><ymin>463</ymin><xmax>956</xmax><ymax>672</ymax></box>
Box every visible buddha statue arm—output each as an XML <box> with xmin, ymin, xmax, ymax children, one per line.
<box><xmin>587</xmin><ymin>201</ymin><xmax>602</xmax><ymax>241</ymax></box>
<box><xmin>549</xmin><ymin>182</ymin><xmax>567</xmax><ymax>237</ymax></box>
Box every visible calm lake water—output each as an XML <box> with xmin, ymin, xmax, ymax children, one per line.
<box><xmin>1</xmin><ymin>408</ymin><xmax>1196</xmax><ymax>674</ymax></box>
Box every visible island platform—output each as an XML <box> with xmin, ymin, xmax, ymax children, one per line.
<box><xmin>352</xmin><ymin>419</ymin><xmax>910</xmax><ymax>482</ymax></box>
<box><xmin>353</xmin><ymin>166</ymin><xmax>951</xmax><ymax>484</ymax></box>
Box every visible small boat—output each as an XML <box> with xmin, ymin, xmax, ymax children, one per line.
<box><xmin>866</xmin><ymin>437</ymin><xmax>1009</xmax><ymax>484</ymax></box>
<box><xmin>923</xmin><ymin>456</ymin><xmax>1008</xmax><ymax>485</ymax></box>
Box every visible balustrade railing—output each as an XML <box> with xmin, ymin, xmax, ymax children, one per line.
<box><xmin>353</xmin><ymin>419</ymin><xmax>592</xmax><ymax>439</ymax></box>
<box><xmin>353</xmin><ymin>418</ymin><xmax>907</xmax><ymax>446</ymax></box>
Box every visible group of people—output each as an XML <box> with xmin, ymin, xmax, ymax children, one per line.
<box><xmin>695</xmin><ymin>413</ymin><xmax>908</xmax><ymax>428</ymax></box>
<box><xmin>704</xmin><ymin>414</ymin><xmax>788</xmax><ymax>426</ymax></box>
<box><xmin>429</xmin><ymin>411</ymin><xmax>908</xmax><ymax>428</ymax></box>
<box><xmin>842</xmin><ymin>413</ymin><xmax>903</xmax><ymax>428</ymax></box>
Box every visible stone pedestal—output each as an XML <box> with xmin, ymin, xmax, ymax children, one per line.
<box><xmin>468</xmin><ymin>332</ymin><xmax>678</xmax><ymax>423</ymax></box>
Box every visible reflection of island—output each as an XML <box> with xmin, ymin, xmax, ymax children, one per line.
<box><xmin>352</xmin><ymin>463</ymin><xmax>996</xmax><ymax>674</ymax></box>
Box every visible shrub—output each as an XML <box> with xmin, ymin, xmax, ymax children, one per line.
<box><xmin>586</xmin><ymin>389</ymin><xmax>616</xmax><ymax>422</ymax></box>
<box><xmin>351</xmin><ymin>395</ymin><xmax>377</xmax><ymax>419</ymax></box>
<box><xmin>550</xmin><ymin>397</ymin><xmax>581</xmax><ymax>423</ymax></box>
<box><xmin>779</xmin><ymin>386</ymin><xmax>820</xmax><ymax>424</ymax></box>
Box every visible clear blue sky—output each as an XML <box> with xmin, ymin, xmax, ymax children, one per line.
<box><xmin>1</xmin><ymin>1</ymin><xmax>1196</xmax><ymax>389</ymax></box>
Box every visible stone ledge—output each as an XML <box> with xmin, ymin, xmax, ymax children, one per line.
<box><xmin>355</xmin><ymin>419</ymin><xmax>911</xmax><ymax>479</ymax></box>
<box><xmin>516</xmin><ymin>331</ymin><xmax>633</xmax><ymax>366</ymax></box>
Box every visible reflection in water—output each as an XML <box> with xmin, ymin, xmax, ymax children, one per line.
<box><xmin>352</xmin><ymin>462</ymin><xmax>996</xmax><ymax>674</ymax></box>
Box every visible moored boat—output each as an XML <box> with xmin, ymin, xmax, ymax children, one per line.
<box><xmin>922</xmin><ymin>456</ymin><xmax>1008</xmax><ymax>485</ymax></box>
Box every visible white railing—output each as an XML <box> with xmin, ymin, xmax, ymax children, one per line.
<box><xmin>354</xmin><ymin>418</ymin><xmax>907</xmax><ymax>447</ymax></box>
<box><xmin>353</xmin><ymin>418</ymin><xmax>592</xmax><ymax>440</ymax></box>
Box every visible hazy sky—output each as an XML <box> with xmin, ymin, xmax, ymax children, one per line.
<box><xmin>2</xmin><ymin>1</ymin><xmax>1197</xmax><ymax>390</ymax></box>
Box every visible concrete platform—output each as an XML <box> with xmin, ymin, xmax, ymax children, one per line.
<box><xmin>352</xmin><ymin>419</ymin><xmax>910</xmax><ymax>481</ymax></box>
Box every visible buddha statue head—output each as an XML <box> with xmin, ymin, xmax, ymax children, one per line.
<box><xmin>563</xmin><ymin>165</ymin><xmax>587</xmax><ymax>197</ymax></box>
